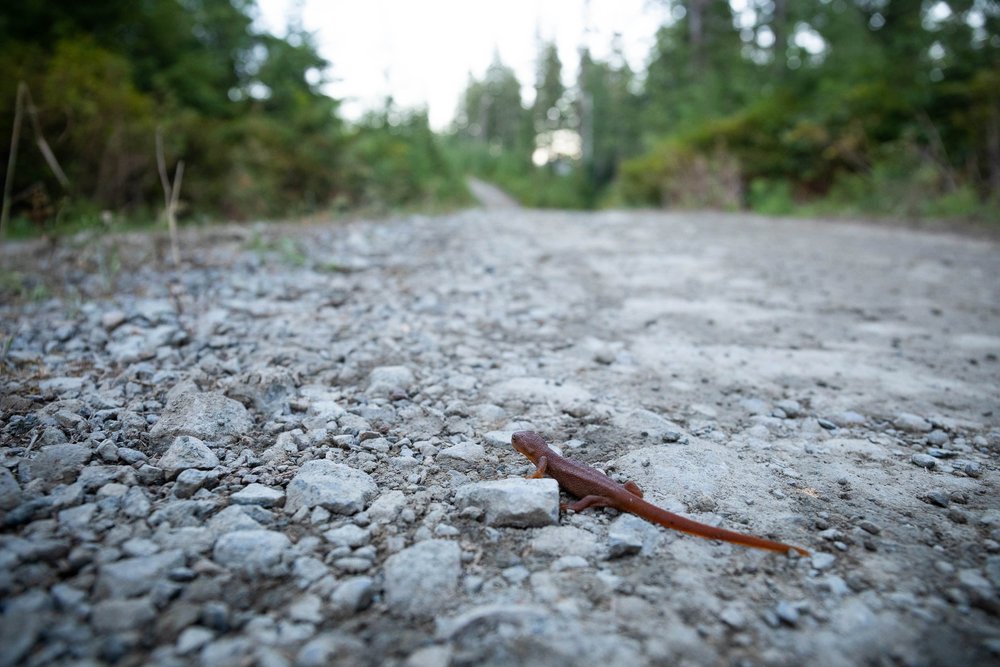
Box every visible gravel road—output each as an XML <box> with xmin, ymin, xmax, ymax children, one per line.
<box><xmin>1</xmin><ymin>202</ymin><xmax>999</xmax><ymax>667</ymax></box>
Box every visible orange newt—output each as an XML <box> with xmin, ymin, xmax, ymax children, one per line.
<box><xmin>512</xmin><ymin>431</ymin><xmax>810</xmax><ymax>556</ymax></box>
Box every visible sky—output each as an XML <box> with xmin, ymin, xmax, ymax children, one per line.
<box><xmin>253</xmin><ymin>0</ymin><xmax>668</xmax><ymax>129</ymax></box>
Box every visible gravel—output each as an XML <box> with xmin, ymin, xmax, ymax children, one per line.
<box><xmin>1</xmin><ymin>203</ymin><xmax>998</xmax><ymax>666</ymax></box>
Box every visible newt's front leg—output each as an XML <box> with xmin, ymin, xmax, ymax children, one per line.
<box><xmin>528</xmin><ymin>455</ymin><xmax>549</xmax><ymax>479</ymax></box>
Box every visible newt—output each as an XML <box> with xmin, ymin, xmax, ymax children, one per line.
<box><xmin>512</xmin><ymin>431</ymin><xmax>809</xmax><ymax>556</ymax></box>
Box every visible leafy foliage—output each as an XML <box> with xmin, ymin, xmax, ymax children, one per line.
<box><xmin>0</xmin><ymin>0</ymin><xmax>468</xmax><ymax>233</ymax></box>
<box><xmin>450</xmin><ymin>0</ymin><xmax>1000</xmax><ymax>222</ymax></box>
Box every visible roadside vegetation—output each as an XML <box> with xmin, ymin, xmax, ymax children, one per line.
<box><xmin>448</xmin><ymin>1</ymin><xmax>1000</xmax><ymax>223</ymax></box>
<box><xmin>0</xmin><ymin>1</ymin><xmax>470</xmax><ymax>240</ymax></box>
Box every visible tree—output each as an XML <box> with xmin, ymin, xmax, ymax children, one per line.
<box><xmin>533</xmin><ymin>41</ymin><xmax>565</xmax><ymax>134</ymax></box>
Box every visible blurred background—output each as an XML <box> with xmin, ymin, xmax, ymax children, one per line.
<box><xmin>0</xmin><ymin>0</ymin><xmax>998</xmax><ymax>236</ymax></box>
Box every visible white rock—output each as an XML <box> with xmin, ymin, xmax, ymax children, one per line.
<box><xmin>285</xmin><ymin>460</ymin><xmax>378</xmax><ymax>515</ymax></box>
<box><xmin>454</xmin><ymin>478</ymin><xmax>558</xmax><ymax>527</ymax></box>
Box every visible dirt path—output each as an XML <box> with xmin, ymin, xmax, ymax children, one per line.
<box><xmin>467</xmin><ymin>177</ymin><xmax>520</xmax><ymax>209</ymax></box>
<box><xmin>1</xmin><ymin>208</ymin><xmax>998</xmax><ymax>666</ymax></box>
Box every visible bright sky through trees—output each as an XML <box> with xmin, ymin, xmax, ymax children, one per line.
<box><xmin>253</xmin><ymin>0</ymin><xmax>665</xmax><ymax>128</ymax></box>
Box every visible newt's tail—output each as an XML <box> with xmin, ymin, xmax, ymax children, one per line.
<box><xmin>620</xmin><ymin>495</ymin><xmax>810</xmax><ymax>556</ymax></box>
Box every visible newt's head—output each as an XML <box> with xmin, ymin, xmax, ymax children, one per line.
<box><xmin>511</xmin><ymin>431</ymin><xmax>550</xmax><ymax>463</ymax></box>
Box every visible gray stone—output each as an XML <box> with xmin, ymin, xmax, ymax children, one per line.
<box><xmin>90</xmin><ymin>598</ymin><xmax>157</xmax><ymax>632</ymax></box>
<box><xmin>775</xmin><ymin>601</ymin><xmax>800</xmax><ymax>626</ymax></box>
<box><xmin>285</xmin><ymin>460</ymin><xmax>378</xmax><ymax>515</ymax></box>
<box><xmin>383</xmin><ymin>539</ymin><xmax>461</xmax><ymax>616</ymax></box>
<box><xmin>159</xmin><ymin>436</ymin><xmax>220</xmax><ymax>479</ymax></box>
<box><xmin>776</xmin><ymin>399</ymin><xmax>803</xmax><ymax>418</ymax></box>
<box><xmin>58</xmin><ymin>502</ymin><xmax>98</xmax><ymax>531</ymax></box>
<box><xmin>927</xmin><ymin>447</ymin><xmax>957</xmax><ymax>459</ymax></box>
<box><xmin>228</xmin><ymin>367</ymin><xmax>297</xmax><ymax>414</ymax></box>
<box><xmin>488</xmin><ymin>377</ymin><xmax>592</xmax><ymax>411</ymax></box>
<box><xmin>437</xmin><ymin>442</ymin><xmax>486</xmax><ymax>469</ymax></box>
<box><xmin>330</xmin><ymin>577</ymin><xmax>375</xmax><ymax>613</ymax></box>
<box><xmin>212</xmin><ymin>529</ymin><xmax>290</xmax><ymax>576</ymax></box>
<box><xmin>0</xmin><ymin>467</ymin><xmax>21</xmax><ymax>510</ymax></box>
<box><xmin>531</xmin><ymin>526</ymin><xmax>600</xmax><ymax>558</ymax></box>
<box><xmin>288</xmin><ymin>593</ymin><xmax>324</xmax><ymax>623</ymax></box>
<box><xmin>173</xmin><ymin>468</ymin><xmax>215</xmax><ymax>498</ymax></box>
<box><xmin>101</xmin><ymin>309</ymin><xmax>127</xmax><ymax>330</ymax></box>
<box><xmin>811</xmin><ymin>552</ymin><xmax>836</xmax><ymax>571</ymax></box>
<box><xmin>921</xmin><ymin>489</ymin><xmax>950</xmax><ymax>507</ymax></box>
<box><xmin>740</xmin><ymin>398</ymin><xmax>769</xmax><ymax>415</ymax></box>
<box><xmin>208</xmin><ymin>506</ymin><xmax>263</xmax><ymax>534</ymax></box>
<box><xmin>828</xmin><ymin>411</ymin><xmax>866</xmax><ymax>427</ymax></box>
<box><xmin>894</xmin><ymin>413</ymin><xmax>933</xmax><ymax>433</ymax></box>
<box><xmin>22</xmin><ymin>444</ymin><xmax>91</xmax><ymax>484</ymax></box>
<box><xmin>368</xmin><ymin>365</ymin><xmax>416</xmax><ymax>395</ymax></box>
<box><xmin>911</xmin><ymin>453</ymin><xmax>937</xmax><ymax>469</ymax></box>
<box><xmin>926</xmin><ymin>430</ymin><xmax>950</xmax><ymax>447</ymax></box>
<box><xmin>38</xmin><ymin>376</ymin><xmax>84</xmax><ymax>395</ymax></box>
<box><xmin>367</xmin><ymin>490</ymin><xmax>406</xmax><ymax>523</ymax></box>
<box><xmin>957</xmin><ymin>568</ymin><xmax>995</xmax><ymax>601</ymax></box>
<box><xmin>117</xmin><ymin>447</ymin><xmax>147</xmax><ymax>464</ymax></box>
<box><xmin>608</xmin><ymin>514</ymin><xmax>648</xmax><ymax>557</ymax></box>
<box><xmin>148</xmin><ymin>384</ymin><xmax>253</xmax><ymax>450</ymax></box>
<box><xmin>96</xmin><ymin>439</ymin><xmax>119</xmax><ymax>462</ymax></box>
<box><xmin>985</xmin><ymin>556</ymin><xmax>1000</xmax><ymax>588</ymax></box>
<box><xmin>324</xmin><ymin>524</ymin><xmax>371</xmax><ymax>548</ymax></box>
<box><xmin>295</xmin><ymin>632</ymin><xmax>365</xmax><ymax>667</ymax></box>
<box><xmin>200</xmin><ymin>637</ymin><xmax>253</xmax><ymax>667</ymax></box>
<box><xmin>719</xmin><ymin>605</ymin><xmax>747</xmax><ymax>630</ymax></box>
<box><xmin>454</xmin><ymin>478</ymin><xmax>558</xmax><ymax>527</ymax></box>
<box><xmin>97</xmin><ymin>550</ymin><xmax>186</xmax><ymax>598</ymax></box>
<box><xmin>611</xmin><ymin>408</ymin><xmax>683</xmax><ymax>442</ymax></box>
<box><xmin>231</xmin><ymin>483</ymin><xmax>285</xmax><ymax>508</ymax></box>
<box><xmin>0</xmin><ymin>590</ymin><xmax>50</xmax><ymax>667</ymax></box>
<box><xmin>121</xmin><ymin>486</ymin><xmax>153</xmax><ymax>518</ymax></box>
<box><xmin>177</xmin><ymin>626</ymin><xmax>215</xmax><ymax>655</ymax></box>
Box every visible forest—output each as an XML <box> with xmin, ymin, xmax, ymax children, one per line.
<box><xmin>1</xmin><ymin>0</ymin><xmax>998</xmax><ymax>236</ymax></box>
<box><xmin>453</xmin><ymin>0</ymin><xmax>1000</xmax><ymax>219</ymax></box>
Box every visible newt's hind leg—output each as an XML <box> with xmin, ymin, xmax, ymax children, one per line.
<box><xmin>624</xmin><ymin>481</ymin><xmax>644</xmax><ymax>498</ymax></box>
<box><xmin>562</xmin><ymin>495</ymin><xmax>612</xmax><ymax>513</ymax></box>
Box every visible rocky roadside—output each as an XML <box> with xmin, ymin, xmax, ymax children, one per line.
<box><xmin>1</xmin><ymin>209</ymin><xmax>999</xmax><ymax>667</ymax></box>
